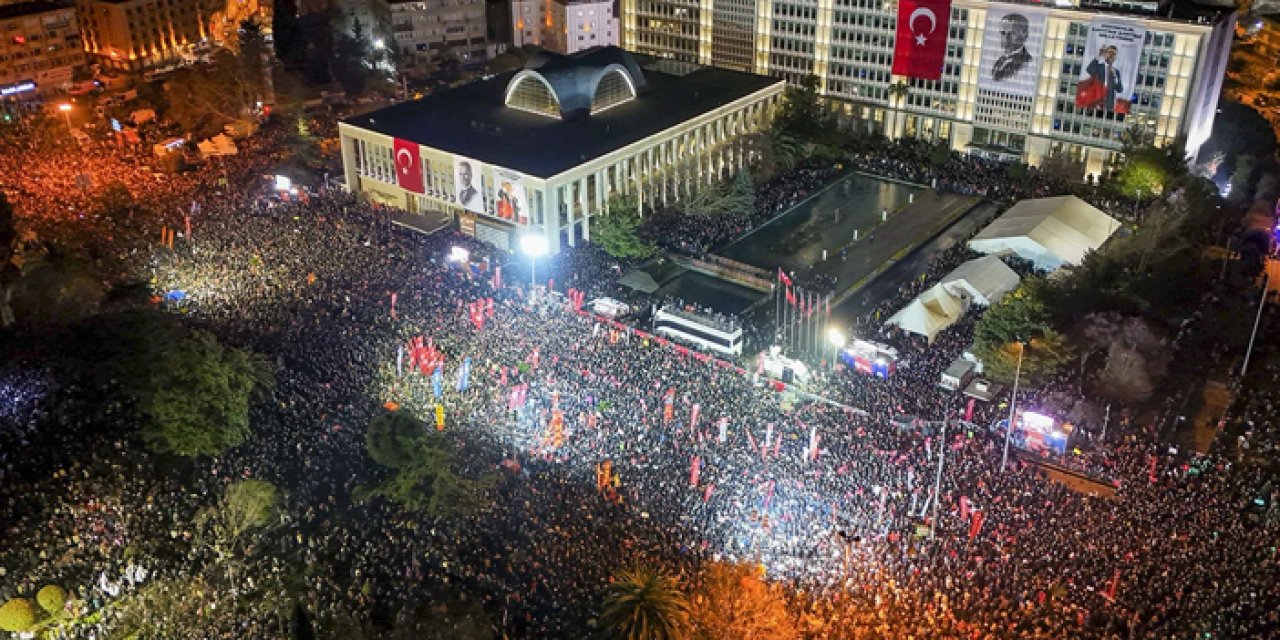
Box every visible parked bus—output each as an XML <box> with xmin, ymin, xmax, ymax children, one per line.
<box><xmin>653</xmin><ymin>305</ymin><xmax>743</xmax><ymax>355</ymax></box>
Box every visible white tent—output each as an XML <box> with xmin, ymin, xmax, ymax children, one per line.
<box><xmin>941</xmin><ymin>255</ymin><xmax>1021</xmax><ymax>307</ymax></box>
<box><xmin>197</xmin><ymin>134</ymin><xmax>238</xmax><ymax>158</ymax></box>
<box><xmin>885</xmin><ymin>283</ymin><xmax>967</xmax><ymax>343</ymax></box>
<box><xmin>967</xmin><ymin>195</ymin><xmax>1119</xmax><ymax>271</ymax></box>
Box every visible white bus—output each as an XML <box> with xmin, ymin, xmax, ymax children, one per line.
<box><xmin>653</xmin><ymin>305</ymin><xmax>743</xmax><ymax>355</ymax></box>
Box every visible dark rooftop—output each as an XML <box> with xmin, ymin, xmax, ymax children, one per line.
<box><xmin>342</xmin><ymin>48</ymin><xmax>783</xmax><ymax>179</ymax></box>
<box><xmin>0</xmin><ymin>1</ymin><xmax>69</xmax><ymax>20</ymax></box>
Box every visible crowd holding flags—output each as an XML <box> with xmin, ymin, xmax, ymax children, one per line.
<box><xmin>775</xmin><ymin>268</ymin><xmax>834</xmax><ymax>360</ymax></box>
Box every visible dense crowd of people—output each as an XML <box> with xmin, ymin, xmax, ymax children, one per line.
<box><xmin>0</xmin><ymin>118</ymin><xmax>1278</xmax><ymax>640</ymax></box>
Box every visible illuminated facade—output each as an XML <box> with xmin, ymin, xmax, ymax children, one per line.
<box><xmin>512</xmin><ymin>0</ymin><xmax>618</xmax><ymax>54</ymax></box>
<box><xmin>0</xmin><ymin>1</ymin><xmax>85</xmax><ymax>97</ymax></box>
<box><xmin>385</xmin><ymin>0</ymin><xmax>488</xmax><ymax>62</ymax></box>
<box><xmin>76</xmin><ymin>0</ymin><xmax>220</xmax><ymax>72</ymax></box>
<box><xmin>622</xmin><ymin>0</ymin><xmax>1234</xmax><ymax>177</ymax></box>
<box><xmin>339</xmin><ymin>47</ymin><xmax>783</xmax><ymax>253</ymax></box>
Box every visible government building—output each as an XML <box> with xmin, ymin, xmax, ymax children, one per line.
<box><xmin>621</xmin><ymin>0</ymin><xmax>1234</xmax><ymax>178</ymax></box>
<box><xmin>338</xmin><ymin>46</ymin><xmax>784</xmax><ymax>254</ymax></box>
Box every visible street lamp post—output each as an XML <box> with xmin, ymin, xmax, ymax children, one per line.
<box><xmin>1000</xmin><ymin>340</ymin><xmax>1026</xmax><ymax>473</ymax></box>
<box><xmin>826</xmin><ymin>327</ymin><xmax>845</xmax><ymax>372</ymax></box>
<box><xmin>1242</xmin><ymin>270</ymin><xmax>1271</xmax><ymax>377</ymax></box>
<box><xmin>519</xmin><ymin>233</ymin><xmax>548</xmax><ymax>303</ymax></box>
<box><xmin>57</xmin><ymin>103</ymin><xmax>72</xmax><ymax>130</ymax></box>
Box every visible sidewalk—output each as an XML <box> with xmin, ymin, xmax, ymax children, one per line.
<box><xmin>1188</xmin><ymin>380</ymin><xmax>1232</xmax><ymax>455</ymax></box>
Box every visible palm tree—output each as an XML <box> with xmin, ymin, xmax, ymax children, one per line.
<box><xmin>599</xmin><ymin>565</ymin><xmax>691</xmax><ymax>640</ymax></box>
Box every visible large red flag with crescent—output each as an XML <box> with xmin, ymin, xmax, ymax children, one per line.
<box><xmin>891</xmin><ymin>0</ymin><xmax>951</xmax><ymax>81</ymax></box>
<box><xmin>393</xmin><ymin>138</ymin><xmax>425</xmax><ymax>194</ymax></box>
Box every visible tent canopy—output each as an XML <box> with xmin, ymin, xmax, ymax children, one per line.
<box><xmin>940</xmin><ymin>255</ymin><xmax>1021</xmax><ymax>307</ymax></box>
<box><xmin>885</xmin><ymin>283</ymin><xmax>967</xmax><ymax>343</ymax></box>
<box><xmin>618</xmin><ymin>269</ymin><xmax>660</xmax><ymax>293</ymax></box>
<box><xmin>967</xmin><ymin>195</ymin><xmax>1118</xmax><ymax>271</ymax></box>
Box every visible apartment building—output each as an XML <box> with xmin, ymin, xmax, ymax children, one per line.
<box><xmin>0</xmin><ymin>1</ymin><xmax>85</xmax><ymax>100</ymax></box>
<box><xmin>385</xmin><ymin>0</ymin><xmax>488</xmax><ymax>63</ymax></box>
<box><xmin>512</xmin><ymin>0</ymin><xmax>618</xmax><ymax>54</ymax></box>
<box><xmin>76</xmin><ymin>0</ymin><xmax>222</xmax><ymax>72</ymax></box>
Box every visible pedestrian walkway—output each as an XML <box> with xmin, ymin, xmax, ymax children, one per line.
<box><xmin>1190</xmin><ymin>380</ymin><xmax>1232</xmax><ymax>454</ymax></box>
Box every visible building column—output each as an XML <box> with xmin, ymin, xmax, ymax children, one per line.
<box><xmin>343</xmin><ymin>134</ymin><xmax>359</xmax><ymax>190</ymax></box>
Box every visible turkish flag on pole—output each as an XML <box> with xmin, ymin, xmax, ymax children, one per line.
<box><xmin>891</xmin><ymin>0</ymin><xmax>951</xmax><ymax>81</ymax></box>
<box><xmin>393</xmin><ymin>138</ymin><xmax>425</xmax><ymax>194</ymax></box>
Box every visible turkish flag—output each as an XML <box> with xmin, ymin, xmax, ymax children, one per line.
<box><xmin>393</xmin><ymin>138</ymin><xmax>424</xmax><ymax>194</ymax></box>
<box><xmin>891</xmin><ymin>0</ymin><xmax>951</xmax><ymax>81</ymax></box>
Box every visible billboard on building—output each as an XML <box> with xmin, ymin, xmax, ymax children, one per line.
<box><xmin>1074</xmin><ymin>19</ymin><xmax>1146</xmax><ymax>114</ymax></box>
<box><xmin>491</xmin><ymin>167</ymin><xmax>530</xmax><ymax>225</ymax></box>
<box><xmin>977</xmin><ymin>7</ymin><xmax>1047</xmax><ymax>98</ymax></box>
<box><xmin>453</xmin><ymin>156</ymin><xmax>485</xmax><ymax>214</ymax></box>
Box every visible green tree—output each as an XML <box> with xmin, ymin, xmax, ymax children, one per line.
<box><xmin>682</xmin><ymin>173</ymin><xmax>755</xmax><ymax>219</ymax></box>
<box><xmin>35</xmin><ymin>585</ymin><xmax>67</xmax><ymax>615</ymax></box>
<box><xmin>0</xmin><ymin>598</ymin><xmax>38</xmax><ymax>632</ymax></box>
<box><xmin>773</xmin><ymin>75</ymin><xmax>829</xmax><ymax>139</ymax></box>
<box><xmin>273</xmin><ymin>0</ymin><xmax>301</xmax><ymax>63</ymax></box>
<box><xmin>600</xmin><ymin>565</ymin><xmax>691</xmax><ymax>640</ymax></box>
<box><xmin>332</xmin><ymin>17</ymin><xmax>374</xmax><ymax>97</ymax></box>
<box><xmin>10</xmin><ymin>245</ymin><xmax>104</xmax><ymax>325</ymax></box>
<box><xmin>973</xmin><ymin>281</ymin><xmax>1074</xmax><ymax>385</ymax></box>
<box><xmin>1228</xmin><ymin>154</ymin><xmax>1257</xmax><ymax>205</ymax></box>
<box><xmin>139</xmin><ymin>330</ymin><xmax>275</xmax><ymax>456</ymax></box>
<box><xmin>592</xmin><ymin>194</ymin><xmax>656</xmax><ymax>259</ymax></box>
<box><xmin>166</xmin><ymin>51</ymin><xmax>262</xmax><ymax>138</ymax></box>
<box><xmin>358</xmin><ymin>410</ymin><xmax>497</xmax><ymax>515</ymax></box>
<box><xmin>688</xmin><ymin>562</ymin><xmax>796</xmax><ymax>640</ymax></box>
<box><xmin>753</xmin><ymin>128</ymin><xmax>801</xmax><ymax>179</ymax></box>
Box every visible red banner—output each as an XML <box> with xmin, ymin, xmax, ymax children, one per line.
<box><xmin>891</xmin><ymin>0</ymin><xmax>951</xmax><ymax>81</ymax></box>
<box><xmin>393</xmin><ymin>138</ymin><xmax>425</xmax><ymax>194</ymax></box>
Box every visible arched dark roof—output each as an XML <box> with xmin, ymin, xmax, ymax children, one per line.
<box><xmin>504</xmin><ymin>46</ymin><xmax>648</xmax><ymax>120</ymax></box>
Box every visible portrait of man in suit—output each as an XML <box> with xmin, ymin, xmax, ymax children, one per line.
<box><xmin>992</xmin><ymin>13</ymin><xmax>1031</xmax><ymax>83</ymax></box>
<box><xmin>1085</xmin><ymin>45</ymin><xmax>1123</xmax><ymax>110</ymax></box>
<box><xmin>456</xmin><ymin>160</ymin><xmax>479</xmax><ymax>210</ymax></box>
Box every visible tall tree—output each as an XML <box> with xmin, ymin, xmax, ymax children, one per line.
<box><xmin>688</xmin><ymin>562</ymin><xmax>796</xmax><ymax>640</ymax></box>
<box><xmin>272</xmin><ymin>0</ymin><xmax>301</xmax><ymax>62</ymax></box>
<box><xmin>773</xmin><ymin>75</ymin><xmax>829</xmax><ymax>139</ymax></box>
<box><xmin>973</xmin><ymin>281</ymin><xmax>1074</xmax><ymax>385</ymax></box>
<box><xmin>599</xmin><ymin>565</ymin><xmax>691</xmax><ymax>640</ymax></box>
<box><xmin>592</xmin><ymin>194</ymin><xmax>656</xmax><ymax>259</ymax></box>
<box><xmin>332</xmin><ymin>17</ymin><xmax>373</xmax><ymax>96</ymax></box>
<box><xmin>358</xmin><ymin>410</ymin><xmax>497</xmax><ymax>515</ymax></box>
<box><xmin>195</xmin><ymin>478</ymin><xmax>282</xmax><ymax>586</ymax></box>
<box><xmin>138</xmin><ymin>330</ymin><xmax>275</xmax><ymax>456</ymax></box>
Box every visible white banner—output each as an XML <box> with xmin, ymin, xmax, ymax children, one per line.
<box><xmin>977</xmin><ymin>7</ymin><xmax>1047</xmax><ymax>98</ymax></box>
<box><xmin>491</xmin><ymin>167</ymin><xmax>530</xmax><ymax>225</ymax></box>
<box><xmin>1075</xmin><ymin>19</ymin><xmax>1146</xmax><ymax>114</ymax></box>
<box><xmin>453</xmin><ymin>156</ymin><xmax>485</xmax><ymax>214</ymax></box>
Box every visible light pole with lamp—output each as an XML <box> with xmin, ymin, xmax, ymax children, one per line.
<box><xmin>1000</xmin><ymin>339</ymin><xmax>1026</xmax><ymax>473</ymax></box>
<box><xmin>57</xmin><ymin>103</ymin><xmax>73</xmax><ymax>130</ymax></box>
<box><xmin>826</xmin><ymin>327</ymin><xmax>845</xmax><ymax>371</ymax></box>
<box><xmin>1242</xmin><ymin>269</ymin><xmax>1271</xmax><ymax>377</ymax></box>
<box><xmin>519</xmin><ymin>233</ymin><xmax>548</xmax><ymax>303</ymax></box>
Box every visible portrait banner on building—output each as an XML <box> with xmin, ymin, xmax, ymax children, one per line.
<box><xmin>491</xmin><ymin>167</ymin><xmax>530</xmax><ymax>225</ymax></box>
<box><xmin>1074</xmin><ymin>19</ymin><xmax>1146</xmax><ymax>114</ymax></box>
<box><xmin>891</xmin><ymin>0</ymin><xmax>952</xmax><ymax>81</ymax></box>
<box><xmin>453</xmin><ymin>156</ymin><xmax>485</xmax><ymax>214</ymax></box>
<box><xmin>393</xmin><ymin>138</ymin><xmax>424</xmax><ymax>194</ymax></box>
<box><xmin>977</xmin><ymin>7</ymin><xmax>1047</xmax><ymax>98</ymax></box>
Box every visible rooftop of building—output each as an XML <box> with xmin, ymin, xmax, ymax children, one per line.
<box><xmin>0</xmin><ymin>1</ymin><xmax>71</xmax><ymax>19</ymax></box>
<box><xmin>343</xmin><ymin>47</ymin><xmax>782</xmax><ymax>180</ymax></box>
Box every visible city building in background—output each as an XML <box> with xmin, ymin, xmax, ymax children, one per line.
<box><xmin>0</xmin><ymin>1</ymin><xmax>85</xmax><ymax>100</ymax></box>
<box><xmin>339</xmin><ymin>47</ymin><xmax>783</xmax><ymax>254</ymax></box>
<box><xmin>385</xmin><ymin>0</ymin><xmax>490</xmax><ymax>64</ymax></box>
<box><xmin>76</xmin><ymin>0</ymin><xmax>222</xmax><ymax>72</ymax></box>
<box><xmin>512</xmin><ymin>0</ymin><xmax>618</xmax><ymax>54</ymax></box>
<box><xmin>621</xmin><ymin>0</ymin><xmax>1235</xmax><ymax>177</ymax></box>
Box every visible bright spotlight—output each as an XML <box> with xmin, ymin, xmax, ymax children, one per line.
<box><xmin>519</xmin><ymin>234</ymin><xmax>548</xmax><ymax>258</ymax></box>
<box><xmin>826</xmin><ymin>327</ymin><xmax>846</xmax><ymax>348</ymax></box>
<box><xmin>274</xmin><ymin>175</ymin><xmax>292</xmax><ymax>191</ymax></box>
<box><xmin>448</xmin><ymin>246</ymin><xmax>470</xmax><ymax>263</ymax></box>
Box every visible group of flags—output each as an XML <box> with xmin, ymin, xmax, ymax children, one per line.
<box><xmin>467</xmin><ymin>298</ymin><xmax>495</xmax><ymax>330</ymax></box>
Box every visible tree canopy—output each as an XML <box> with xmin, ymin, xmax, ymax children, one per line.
<box><xmin>591</xmin><ymin>194</ymin><xmax>656</xmax><ymax>259</ymax></box>
<box><xmin>600</xmin><ymin>565</ymin><xmax>691</xmax><ymax>640</ymax></box>
<box><xmin>973</xmin><ymin>281</ymin><xmax>1074</xmax><ymax>385</ymax></box>
<box><xmin>358</xmin><ymin>409</ymin><xmax>496</xmax><ymax>515</ymax></box>
<box><xmin>688</xmin><ymin>562</ymin><xmax>796</xmax><ymax>640</ymax></box>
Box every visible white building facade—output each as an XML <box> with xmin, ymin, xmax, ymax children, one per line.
<box><xmin>621</xmin><ymin>0</ymin><xmax>1234</xmax><ymax>178</ymax></box>
<box><xmin>338</xmin><ymin>49</ymin><xmax>783</xmax><ymax>254</ymax></box>
<box><xmin>512</xmin><ymin>0</ymin><xmax>619</xmax><ymax>54</ymax></box>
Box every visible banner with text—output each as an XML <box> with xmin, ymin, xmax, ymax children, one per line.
<box><xmin>1074</xmin><ymin>19</ymin><xmax>1145</xmax><ymax>114</ymax></box>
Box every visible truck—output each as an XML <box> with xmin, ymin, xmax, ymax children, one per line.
<box><xmin>940</xmin><ymin>358</ymin><xmax>976</xmax><ymax>391</ymax></box>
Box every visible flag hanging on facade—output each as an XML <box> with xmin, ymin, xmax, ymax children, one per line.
<box><xmin>891</xmin><ymin>0</ymin><xmax>952</xmax><ymax>81</ymax></box>
<box><xmin>778</xmin><ymin>268</ymin><xmax>792</xmax><ymax>287</ymax></box>
<box><xmin>393</xmin><ymin>138</ymin><xmax>425</xmax><ymax>194</ymax></box>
